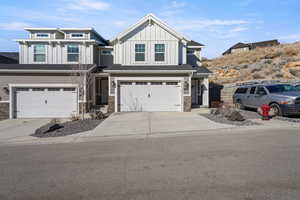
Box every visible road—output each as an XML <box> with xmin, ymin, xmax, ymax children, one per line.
<box><xmin>1</xmin><ymin>128</ymin><xmax>300</xmax><ymax>200</ymax></box>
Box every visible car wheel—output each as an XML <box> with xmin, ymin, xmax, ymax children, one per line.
<box><xmin>270</xmin><ymin>103</ymin><xmax>282</xmax><ymax>116</ymax></box>
<box><xmin>235</xmin><ymin>100</ymin><xmax>245</xmax><ymax>110</ymax></box>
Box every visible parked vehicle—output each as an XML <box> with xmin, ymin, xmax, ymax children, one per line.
<box><xmin>233</xmin><ymin>84</ymin><xmax>300</xmax><ymax>116</ymax></box>
<box><xmin>295</xmin><ymin>84</ymin><xmax>300</xmax><ymax>91</ymax></box>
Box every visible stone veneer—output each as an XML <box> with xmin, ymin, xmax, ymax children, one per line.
<box><xmin>108</xmin><ymin>96</ymin><xmax>115</xmax><ymax>113</ymax></box>
<box><xmin>184</xmin><ymin>96</ymin><xmax>192</xmax><ymax>112</ymax></box>
<box><xmin>0</xmin><ymin>103</ymin><xmax>9</xmax><ymax>120</ymax></box>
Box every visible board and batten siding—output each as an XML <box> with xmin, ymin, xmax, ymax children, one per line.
<box><xmin>114</xmin><ymin>21</ymin><xmax>182</xmax><ymax>65</ymax></box>
<box><xmin>19</xmin><ymin>43</ymin><xmax>94</xmax><ymax>64</ymax></box>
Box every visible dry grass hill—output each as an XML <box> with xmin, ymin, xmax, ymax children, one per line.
<box><xmin>203</xmin><ymin>42</ymin><xmax>300</xmax><ymax>84</ymax></box>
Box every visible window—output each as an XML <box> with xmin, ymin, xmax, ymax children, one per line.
<box><xmin>256</xmin><ymin>87</ymin><xmax>267</xmax><ymax>95</ymax></box>
<box><xmin>67</xmin><ymin>44</ymin><xmax>79</xmax><ymax>62</ymax></box>
<box><xmin>47</xmin><ymin>88</ymin><xmax>61</xmax><ymax>91</ymax></box>
<box><xmin>166</xmin><ymin>82</ymin><xmax>178</xmax><ymax>85</ymax></box>
<box><xmin>36</xmin><ymin>33</ymin><xmax>50</xmax><ymax>38</ymax></box>
<box><xmin>33</xmin><ymin>44</ymin><xmax>46</xmax><ymax>62</ymax></box>
<box><xmin>135</xmin><ymin>44</ymin><xmax>145</xmax><ymax>62</ymax></box>
<box><xmin>187</xmin><ymin>49</ymin><xmax>195</xmax><ymax>55</ymax></box>
<box><xmin>235</xmin><ymin>87</ymin><xmax>248</xmax><ymax>94</ymax></box>
<box><xmin>63</xmin><ymin>88</ymin><xmax>76</xmax><ymax>91</ymax></box>
<box><xmin>151</xmin><ymin>82</ymin><xmax>163</xmax><ymax>85</ymax></box>
<box><xmin>70</xmin><ymin>33</ymin><xmax>84</xmax><ymax>38</ymax></box>
<box><xmin>101</xmin><ymin>50</ymin><xmax>112</xmax><ymax>55</ymax></box>
<box><xmin>136</xmin><ymin>82</ymin><xmax>148</xmax><ymax>85</ymax></box>
<box><xmin>250</xmin><ymin>87</ymin><xmax>256</xmax><ymax>94</ymax></box>
<box><xmin>32</xmin><ymin>88</ymin><xmax>44</xmax><ymax>91</ymax></box>
<box><xmin>266</xmin><ymin>84</ymin><xmax>297</xmax><ymax>93</ymax></box>
<box><xmin>155</xmin><ymin>44</ymin><xmax>165</xmax><ymax>62</ymax></box>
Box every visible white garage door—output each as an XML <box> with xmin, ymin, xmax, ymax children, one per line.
<box><xmin>119</xmin><ymin>81</ymin><xmax>182</xmax><ymax>112</ymax></box>
<box><xmin>15</xmin><ymin>87</ymin><xmax>77</xmax><ymax>118</ymax></box>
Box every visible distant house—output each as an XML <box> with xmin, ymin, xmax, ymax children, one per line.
<box><xmin>223</xmin><ymin>40</ymin><xmax>280</xmax><ymax>55</ymax></box>
<box><xmin>0</xmin><ymin>52</ymin><xmax>19</xmax><ymax>64</ymax></box>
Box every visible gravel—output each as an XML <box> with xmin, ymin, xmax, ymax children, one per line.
<box><xmin>31</xmin><ymin>119</ymin><xmax>102</xmax><ymax>138</ymax></box>
<box><xmin>201</xmin><ymin>113</ymin><xmax>260</xmax><ymax>126</ymax></box>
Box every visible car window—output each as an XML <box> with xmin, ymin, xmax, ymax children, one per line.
<box><xmin>250</xmin><ymin>87</ymin><xmax>256</xmax><ymax>94</ymax></box>
<box><xmin>295</xmin><ymin>85</ymin><xmax>300</xmax><ymax>91</ymax></box>
<box><xmin>235</xmin><ymin>87</ymin><xmax>248</xmax><ymax>94</ymax></box>
<box><xmin>256</xmin><ymin>87</ymin><xmax>267</xmax><ymax>95</ymax></box>
<box><xmin>266</xmin><ymin>84</ymin><xmax>297</xmax><ymax>93</ymax></box>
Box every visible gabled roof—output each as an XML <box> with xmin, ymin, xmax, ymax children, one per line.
<box><xmin>223</xmin><ymin>40</ymin><xmax>280</xmax><ymax>55</ymax></box>
<box><xmin>187</xmin><ymin>40</ymin><xmax>205</xmax><ymax>47</ymax></box>
<box><xmin>112</xmin><ymin>13</ymin><xmax>188</xmax><ymax>42</ymax></box>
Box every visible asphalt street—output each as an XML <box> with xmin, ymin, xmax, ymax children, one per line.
<box><xmin>1</xmin><ymin>128</ymin><xmax>300</xmax><ymax>200</ymax></box>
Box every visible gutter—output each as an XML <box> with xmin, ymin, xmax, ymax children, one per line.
<box><xmin>103</xmin><ymin>70</ymin><xmax>196</xmax><ymax>74</ymax></box>
<box><xmin>0</xmin><ymin>65</ymin><xmax>97</xmax><ymax>74</ymax></box>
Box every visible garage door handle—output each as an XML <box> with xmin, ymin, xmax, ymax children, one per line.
<box><xmin>148</xmin><ymin>93</ymin><xmax>151</xmax><ymax>98</ymax></box>
<box><xmin>45</xmin><ymin>100</ymin><xmax>48</xmax><ymax>104</ymax></box>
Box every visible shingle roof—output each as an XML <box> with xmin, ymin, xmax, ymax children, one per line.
<box><xmin>98</xmin><ymin>64</ymin><xmax>212</xmax><ymax>74</ymax></box>
<box><xmin>0</xmin><ymin>52</ymin><xmax>19</xmax><ymax>63</ymax></box>
<box><xmin>187</xmin><ymin>40</ymin><xmax>205</xmax><ymax>47</ymax></box>
<box><xmin>0</xmin><ymin>64</ymin><xmax>95</xmax><ymax>71</ymax></box>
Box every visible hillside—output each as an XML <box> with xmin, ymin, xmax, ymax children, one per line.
<box><xmin>203</xmin><ymin>42</ymin><xmax>300</xmax><ymax>84</ymax></box>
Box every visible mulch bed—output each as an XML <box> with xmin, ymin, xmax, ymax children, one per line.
<box><xmin>31</xmin><ymin>119</ymin><xmax>103</xmax><ymax>138</ymax></box>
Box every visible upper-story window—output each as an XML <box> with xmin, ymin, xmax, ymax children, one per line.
<box><xmin>155</xmin><ymin>44</ymin><xmax>165</xmax><ymax>62</ymax></box>
<box><xmin>135</xmin><ymin>44</ymin><xmax>145</xmax><ymax>62</ymax></box>
<box><xmin>70</xmin><ymin>33</ymin><xmax>84</xmax><ymax>38</ymax></box>
<box><xmin>67</xmin><ymin>44</ymin><xmax>79</xmax><ymax>62</ymax></box>
<box><xmin>33</xmin><ymin>44</ymin><xmax>46</xmax><ymax>62</ymax></box>
<box><xmin>101</xmin><ymin>50</ymin><xmax>113</xmax><ymax>55</ymax></box>
<box><xmin>36</xmin><ymin>33</ymin><xmax>50</xmax><ymax>38</ymax></box>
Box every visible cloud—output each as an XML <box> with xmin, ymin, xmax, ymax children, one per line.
<box><xmin>66</xmin><ymin>0</ymin><xmax>110</xmax><ymax>11</ymax></box>
<box><xmin>171</xmin><ymin>19</ymin><xmax>249</xmax><ymax>31</ymax></box>
<box><xmin>230</xmin><ymin>27</ymin><xmax>249</xmax><ymax>33</ymax></box>
<box><xmin>112</xmin><ymin>20</ymin><xmax>129</xmax><ymax>27</ymax></box>
<box><xmin>278</xmin><ymin>34</ymin><xmax>300</xmax><ymax>42</ymax></box>
<box><xmin>170</xmin><ymin>1</ymin><xmax>186</xmax><ymax>8</ymax></box>
<box><xmin>0</xmin><ymin>22</ymin><xmax>30</xmax><ymax>31</ymax></box>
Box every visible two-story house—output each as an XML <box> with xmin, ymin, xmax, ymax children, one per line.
<box><xmin>0</xmin><ymin>14</ymin><xmax>211</xmax><ymax>119</ymax></box>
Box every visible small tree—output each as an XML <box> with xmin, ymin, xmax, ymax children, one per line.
<box><xmin>70</xmin><ymin>62</ymin><xmax>94</xmax><ymax>120</ymax></box>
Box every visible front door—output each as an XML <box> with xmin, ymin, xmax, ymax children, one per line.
<box><xmin>96</xmin><ymin>78</ymin><xmax>108</xmax><ymax>105</ymax></box>
<box><xmin>192</xmin><ymin>79</ymin><xmax>203</xmax><ymax>106</ymax></box>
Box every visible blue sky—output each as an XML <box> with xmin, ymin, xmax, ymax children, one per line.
<box><xmin>0</xmin><ymin>0</ymin><xmax>300</xmax><ymax>58</ymax></box>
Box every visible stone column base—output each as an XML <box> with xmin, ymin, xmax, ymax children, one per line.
<box><xmin>108</xmin><ymin>96</ymin><xmax>115</xmax><ymax>113</ymax></box>
<box><xmin>0</xmin><ymin>102</ymin><xmax>9</xmax><ymax>120</ymax></box>
<box><xmin>184</xmin><ymin>96</ymin><xmax>192</xmax><ymax>112</ymax></box>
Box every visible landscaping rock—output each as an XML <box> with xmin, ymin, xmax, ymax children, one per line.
<box><xmin>226</xmin><ymin>110</ymin><xmax>245</xmax><ymax>121</ymax></box>
<box><xmin>34</xmin><ymin>123</ymin><xmax>62</xmax><ymax>135</ymax></box>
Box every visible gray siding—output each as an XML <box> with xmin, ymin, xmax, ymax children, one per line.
<box><xmin>0</xmin><ymin>74</ymin><xmax>82</xmax><ymax>101</ymax></box>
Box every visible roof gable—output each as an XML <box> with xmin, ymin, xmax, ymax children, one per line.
<box><xmin>112</xmin><ymin>14</ymin><xmax>188</xmax><ymax>42</ymax></box>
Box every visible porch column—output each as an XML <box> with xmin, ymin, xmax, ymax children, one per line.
<box><xmin>202</xmin><ymin>77</ymin><xmax>209</xmax><ymax>107</ymax></box>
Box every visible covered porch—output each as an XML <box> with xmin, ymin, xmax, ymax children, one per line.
<box><xmin>191</xmin><ymin>75</ymin><xmax>209</xmax><ymax>108</ymax></box>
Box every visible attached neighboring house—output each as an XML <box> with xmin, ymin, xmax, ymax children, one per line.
<box><xmin>0</xmin><ymin>52</ymin><xmax>19</xmax><ymax>64</ymax></box>
<box><xmin>223</xmin><ymin>40</ymin><xmax>280</xmax><ymax>55</ymax></box>
<box><xmin>0</xmin><ymin>14</ymin><xmax>211</xmax><ymax>119</ymax></box>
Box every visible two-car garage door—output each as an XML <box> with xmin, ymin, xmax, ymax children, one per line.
<box><xmin>119</xmin><ymin>81</ymin><xmax>182</xmax><ymax>112</ymax></box>
<box><xmin>14</xmin><ymin>87</ymin><xmax>78</xmax><ymax>118</ymax></box>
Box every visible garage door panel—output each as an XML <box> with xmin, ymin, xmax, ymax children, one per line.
<box><xmin>15</xmin><ymin>87</ymin><xmax>77</xmax><ymax>118</ymax></box>
<box><xmin>119</xmin><ymin>81</ymin><xmax>182</xmax><ymax>112</ymax></box>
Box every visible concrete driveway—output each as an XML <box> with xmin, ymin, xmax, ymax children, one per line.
<box><xmin>0</xmin><ymin>119</ymin><xmax>49</xmax><ymax>141</ymax></box>
<box><xmin>89</xmin><ymin>112</ymin><xmax>233</xmax><ymax>137</ymax></box>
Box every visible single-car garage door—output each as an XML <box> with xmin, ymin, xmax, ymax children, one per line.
<box><xmin>14</xmin><ymin>87</ymin><xmax>78</xmax><ymax>118</ymax></box>
<box><xmin>119</xmin><ymin>81</ymin><xmax>182</xmax><ymax>112</ymax></box>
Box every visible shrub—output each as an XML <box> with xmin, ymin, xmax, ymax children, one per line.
<box><xmin>50</xmin><ymin>118</ymin><xmax>61</xmax><ymax>124</ymax></box>
<box><xmin>70</xmin><ymin>114</ymin><xmax>80</xmax><ymax>121</ymax></box>
<box><xmin>252</xmin><ymin>72</ymin><xmax>265</xmax><ymax>79</ymax></box>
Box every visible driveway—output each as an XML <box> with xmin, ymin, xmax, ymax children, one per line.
<box><xmin>0</xmin><ymin>119</ymin><xmax>49</xmax><ymax>142</ymax></box>
<box><xmin>89</xmin><ymin>112</ymin><xmax>234</xmax><ymax>137</ymax></box>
